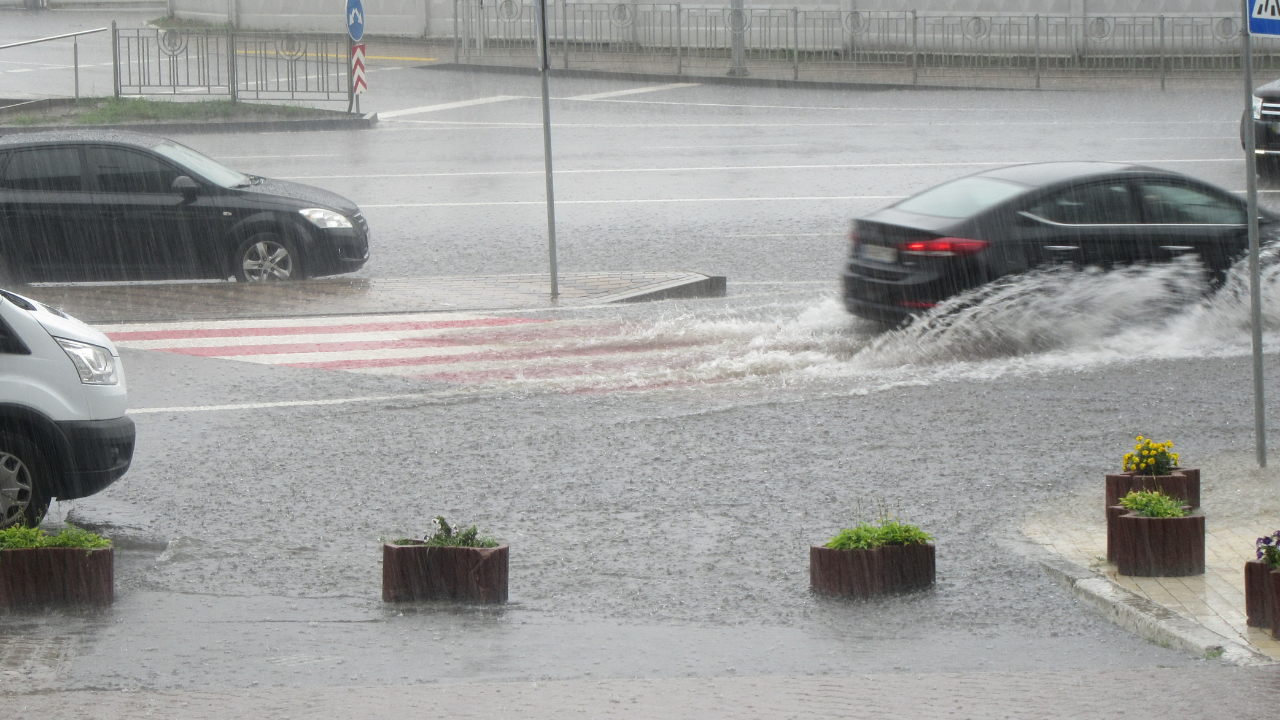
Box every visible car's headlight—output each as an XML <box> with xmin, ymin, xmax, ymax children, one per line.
<box><xmin>299</xmin><ymin>208</ymin><xmax>353</xmax><ymax>229</ymax></box>
<box><xmin>55</xmin><ymin>338</ymin><xmax>118</xmax><ymax>385</ymax></box>
<box><xmin>1255</xmin><ymin>95</ymin><xmax>1264</xmax><ymax>120</ymax></box>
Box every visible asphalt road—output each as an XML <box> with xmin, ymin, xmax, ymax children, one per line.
<box><xmin>6</xmin><ymin>7</ymin><xmax>1280</xmax><ymax>714</ymax></box>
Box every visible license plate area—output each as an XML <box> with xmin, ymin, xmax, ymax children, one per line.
<box><xmin>860</xmin><ymin>244</ymin><xmax>897</xmax><ymax>263</ymax></box>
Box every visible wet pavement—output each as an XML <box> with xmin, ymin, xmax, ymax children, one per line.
<box><xmin>6</xmin><ymin>8</ymin><xmax>1280</xmax><ymax>717</ymax></box>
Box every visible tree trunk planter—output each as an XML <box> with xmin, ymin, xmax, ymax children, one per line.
<box><xmin>382</xmin><ymin>542</ymin><xmax>508</xmax><ymax>604</ymax></box>
<box><xmin>1246</xmin><ymin>560</ymin><xmax>1274</xmax><ymax>629</ymax></box>
<box><xmin>810</xmin><ymin>543</ymin><xmax>935</xmax><ymax>598</ymax></box>
<box><xmin>1113</xmin><ymin>511</ymin><xmax>1204</xmax><ymax>577</ymax></box>
<box><xmin>1104</xmin><ymin>469</ymin><xmax>1199</xmax><ymax>564</ymax></box>
<box><xmin>1104</xmin><ymin>469</ymin><xmax>1200</xmax><ymax>511</ymax></box>
<box><xmin>0</xmin><ymin>547</ymin><xmax>113</xmax><ymax>608</ymax></box>
<box><xmin>1271</xmin><ymin>570</ymin><xmax>1280</xmax><ymax>640</ymax></box>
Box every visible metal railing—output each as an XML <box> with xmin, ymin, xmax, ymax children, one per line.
<box><xmin>112</xmin><ymin>25</ymin><xmax>352</xmax><ymax>104</ymax></box>
<box><xmin>450</xmin><ymin>4</ymin><xmax>1280</xmax><ymax>86</ymax></box>
<box><xmin>0</xmin><ymin>27</ymin><xmax>108</xmax><ymax>100</ymax></box>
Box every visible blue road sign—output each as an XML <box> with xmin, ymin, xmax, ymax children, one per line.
<box><xmin>346</xmin><ymin>0</ymin><xmax>365</xmax><ymax>42</ymax></box>
<box><xmin>1252</xmin><ymin>0</ymin><xmax>1280</xmax><ymax>38</ymax></box>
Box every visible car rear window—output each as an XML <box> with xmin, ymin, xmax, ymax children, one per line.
<box><xmin>893</xmin><ymin>176</ymin><xmax>1027</xmax><ymax>218</ymax></box>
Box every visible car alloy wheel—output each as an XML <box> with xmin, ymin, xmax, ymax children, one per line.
<box><xmin>0</xmin><ymin>449</ymin><xmax>34</xmax><ymax>529</ymax></box>
<box><xmin>240</xmin><ymin>238</ymin><xmax>295</xmax><ymax>281</ymax></box>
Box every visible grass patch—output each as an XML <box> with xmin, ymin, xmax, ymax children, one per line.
<box><xmin>0</xmin><ymin>524</ymin><xmax>111</xmax><ymax>551</ymax></box>
<box><xmin>825</xmin><ymin>518</ymin><xmax>933</xmax><ymax>550</ymax></box>
<box><xmin>1119</xmin><ymin>490</ymin><xmax>1187</xmax><ymax>518</ymax></box>
<box><xmin>0</xmin><ymin>97</ymin><xmax>342</xmax><ymax>127</ymax></box>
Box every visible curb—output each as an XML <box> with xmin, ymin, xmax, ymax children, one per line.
<box><xmin>0</xmin><ymin>115</ymin><xmax>376</xmax><ymax>137</ymax></box>
<box><xmin>420</xmin><ymin>62</ymin><xmax>1028</xmax><ymax>93</ymax></box>
<box><xmin>1013</xmin><ymin>536</ymin><xmax>1274</xmax><ymax>666</ymax></box>
<box><xmin>609</xmin><ymin>274</ymin><xmax>727</xmax><ymax>303</ymax></box>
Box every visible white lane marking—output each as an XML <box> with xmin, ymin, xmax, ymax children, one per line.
<box><xmin>378</xmin><ymin>95</ymin><xmax>522</xmax><ymax>118</ymax></box>
<box><xmin>562</xmin><ymin>83</ymin><xmax>700</xmax><ymax>101</ymax></box>
<box><xmin>132</xmin><ymin>393</ymin><xmax>457</xmax><ymax>414</ymax></box>
<box><xmin>281</xmin><ymin>159</ymin><xmax>1241</xmax><ymax>181</ymax></box>
<box><xmin>381</xmin><ymin>119</ymin><xmax>1232</xmax><ymax>128</ymax></box>
<box><xmin>215</xmin><ymin>154</ymin><xmax>340</xmax><ymax>159</ymax></box>
<box><xmin>361</xmin><ymin>195</ymin><xmax>903</xmax><ymax>208</ymax></box>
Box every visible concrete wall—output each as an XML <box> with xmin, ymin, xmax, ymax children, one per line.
<box><xmin>170</xmin><ymin>0</ymin><xmax>1237</xmax><ymax>38</ymax></box>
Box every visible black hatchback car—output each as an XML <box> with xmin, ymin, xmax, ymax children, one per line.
<box><xmin>0</xmin><ymin>131</ymin><xmax>368</xmax><ymax>283</ymax></box>
<box><xmin>843</xmin><ymin>162</ymin><xmax>1263</xmax><ymax>324</ymax></box>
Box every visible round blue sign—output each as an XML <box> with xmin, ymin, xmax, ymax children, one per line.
<box><xmin>345</xmin><ymin>0</ymin><xmax>365</xmax><ymax>42</ymax></box>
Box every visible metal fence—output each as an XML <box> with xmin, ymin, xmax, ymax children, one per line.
<box><xmin>452</xmin><ymin>3</ymin><xmax>1280</xmax><ymax>85</ymax></box>
<box><xmin>113</xmin><ymin>26</ymin><xmax>352</xmax><ymax>103</ymax></box>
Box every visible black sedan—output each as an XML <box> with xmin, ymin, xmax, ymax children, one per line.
<box><xmin>0</xmin><ymin>131</ymin><xmax>368</xmax><ymax>283</ymax></box>
<box><xmin>843</xmin><ymin>162</ymin><xmax>1264</xmax><ymax>324</ymax></box>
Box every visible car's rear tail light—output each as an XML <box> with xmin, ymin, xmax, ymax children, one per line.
<box><xmin>899</xmin><ymin>300</ymin><xmax>937</xmax><ymax>309</ymax></box>
<box><xmin>848</xmin><ymin>229</ymin><xmax>859</xmax><ymax>255</ymax></box>
<box><xmin>897</xmin><ymin>237</ymin><xmax>990</xmax><ymax>257</ymax></box>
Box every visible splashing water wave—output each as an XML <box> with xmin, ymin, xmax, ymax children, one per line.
<box><xmin>504</xmin><ymin>247</ymin><xmax>1280</xmax><ymax>393</ymax></box>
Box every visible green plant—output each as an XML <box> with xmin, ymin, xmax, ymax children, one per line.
<box><xmin>1119</xmin><ymin>490</ymin><xmax>1187</xmax><ymax>518</ymax></box>
<box><xmin>0</xmin><ymin>524</ymin><xmax>111</xmax><ymax>551</ymax></box>
<box><xmin>1123</xmin><ymin>436</ymin><xmax>1180</xmax><ymax>476</ymax></box>
<box><xmin>825</xmin><ymin>518</ymin><xmax>933</xmax><ymax>550</ymax></box>
<box><xmin>392</xmin><ymin>516</ymin><xmax>497</xmax><ymax>548</ymax></box>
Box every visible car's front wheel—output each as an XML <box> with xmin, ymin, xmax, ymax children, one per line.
<box><xmin>234</xmin><ymin>231</ymin><xmax>304</xmax><ymax>282</ymax></box>
<box><xmin>0</xmin><ymin>431</ymin><xmax>50</xmax><ymax>529</ymax></box>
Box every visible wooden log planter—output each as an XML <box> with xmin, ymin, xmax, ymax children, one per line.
<box><xmin>1271</xmin><ymin>570</ymin><xmax>1280</xmax><ymax>640</ymax></box>
<box><xmin>1246</xmin><ymin>559</ymin><xmax>1275</xmax><ymax>629</ymax></box>
<box><xmin>1113</xmin><ymin>511</ymin><xmax>1204</xmax><ymax>577</ymax></box>
<box><xmin>1105</xmin><ymin>469</ymin><xmax>1199</xmax><ymax>563</ymax></box>
<box><xmin>810</xmin><ymin>543</ymin><xmax>935</xmax><ymax>599</ymax></box>
<box><xmin>1105</xmin><ymin>469</ymin><xmax>1200</xmax><ymax>511</ymax></box>
<box><xmin>0</xmin><ymin>546</ymin><xmax>113</xmax><ymax>608</ymax></box>
<box><xmin>382</xmin><ymin>542</ymin><xmax>508</xmax><ymax>604</ymax></box>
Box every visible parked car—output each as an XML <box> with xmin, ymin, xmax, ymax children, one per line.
<box><xmin>0</xmin><ymin>287</ymin><xmax>134</xmax><ymax>528</ymax></box>
<box><xmin>0</xmin><ymin>131</ymin><xmax>369</xmax><ymax>284</ymax></box>
<box><xmin>842</xmin><ymin>162</ymin><xmax>1269</xmax><ymax>324</ymax></box>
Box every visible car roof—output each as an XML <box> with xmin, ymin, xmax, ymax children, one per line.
<box><xmin>975</xmin><ymin>161</ymin><xmax>1176</xmax><ymax>188</ymax></box>
<box><xmin>0</xmin><ymin>129</ymin><xmax>167</xmax><ymax>151</ymax></box>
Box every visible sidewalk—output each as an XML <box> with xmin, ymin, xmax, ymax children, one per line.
<box><xmin>17</xmin><ymin>272</ymin><xmax>726</xmax><ymax>324</ymax></box>
<box><xmin>1024</xmin><ymin>451</ymin><xmax>1280</xmax><ymax>662</ymax></box>
<box><xmin>13</xmin><ymin>667</ymin><xmax>1280</xmax><ymax>719</ymax></box>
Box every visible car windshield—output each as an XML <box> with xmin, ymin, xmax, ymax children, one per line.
<box><xmin>153</xmin><ymin>141</ymin><xmax>251</xmax><ymax>188</ymax></box>
<box><xmin>894</xmin><ymin>176</ymin><xmax>1028</xmax><ymax>218</ymax></box>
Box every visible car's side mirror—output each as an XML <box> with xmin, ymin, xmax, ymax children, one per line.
<box><xmin>171</xmin><ymin>175</ymin><xmax>199</xmax><ymax>202</ymax></box>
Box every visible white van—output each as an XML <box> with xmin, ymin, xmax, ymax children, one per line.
<box><xmin>0</xmin><ymin>288</ymin><xmax>134</xmax><ymax>529</ymax></box>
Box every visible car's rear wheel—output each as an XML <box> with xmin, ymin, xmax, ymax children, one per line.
<box><xmin>234</xmin><ymin>231</ymin><xmax>304</xmax><ymax>282</ymax></box>
<box><xmin>0</xmin><ymin>431</ymin><xmax>50</xmax><ymax>529</ymax></box>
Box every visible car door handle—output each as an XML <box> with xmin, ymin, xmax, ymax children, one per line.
<box><xmin>1043</xmin><ymin>245</ymin><xmax>1080</xmax><ymax>252</ymax></box>
<box><xmin>1159</xmin><ymin>245</ymin><xmax>1195</xmax><ymax>252</ymax></box>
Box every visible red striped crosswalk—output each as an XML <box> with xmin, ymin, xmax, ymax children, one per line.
<box><xmin>102</xmin><ymin>312</ymin><xmax>721</xmax><ymax>391</ymax></box>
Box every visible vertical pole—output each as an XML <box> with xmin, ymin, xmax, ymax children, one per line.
<box><xmin>562</xmin><ymin>0</ymin><xmax>570</xmax><ymax>69</ymax></box>
<box><xmin>1243</xmin><ymin>0</ymin><xmax>1268</xmax><ymax>468</ymax></box>
<box><xmin>73</xmin><ymin>35</ymin><xmax>79</xmax><ymax>100</ymax></box>
<box><xmin>676</xmin><ymin>3</ymin><xmax>682</xmax><ymax>75</ymax></box>
<box><xmin>1035</xmin><ymin>13</ymin><xmax>1040</xmax><ymax>89</ymax></box>
<box><xmin>228</xmin><ymin>27</ymin><xmax>237</xmax><ymax>103</ymax></box>
<box><xmin>911</xmin><ymin>10</ymin><xmax>918</xmax><ymax>85</ymax></box>
<box><xmin>792</xmin><ymin>8</ymin><xmax>799</xmax><ymax>80</ymax></box>
<box><xmin>537</xmin><ymin>0</ymin><xmax>559</xmax><ymax>298</ymax></box>
<box><xmin>111</xmin><ymin>19</ymin><xmax>120</xmax><ymax>98</ymax></box>
<box><xmin>729</xmin><ymin>0</ymin><xmax>748</xmax><ymax>76</ymax></box>
<box><xmin>1159</xmin><ymin>14</ymin><xmax>1165</xmax><ymax>91</ymax></box>
<box><xmin>454</xmin><ymin>0</ymin><xmax>460</xmax><ymax>63</ymax></box>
